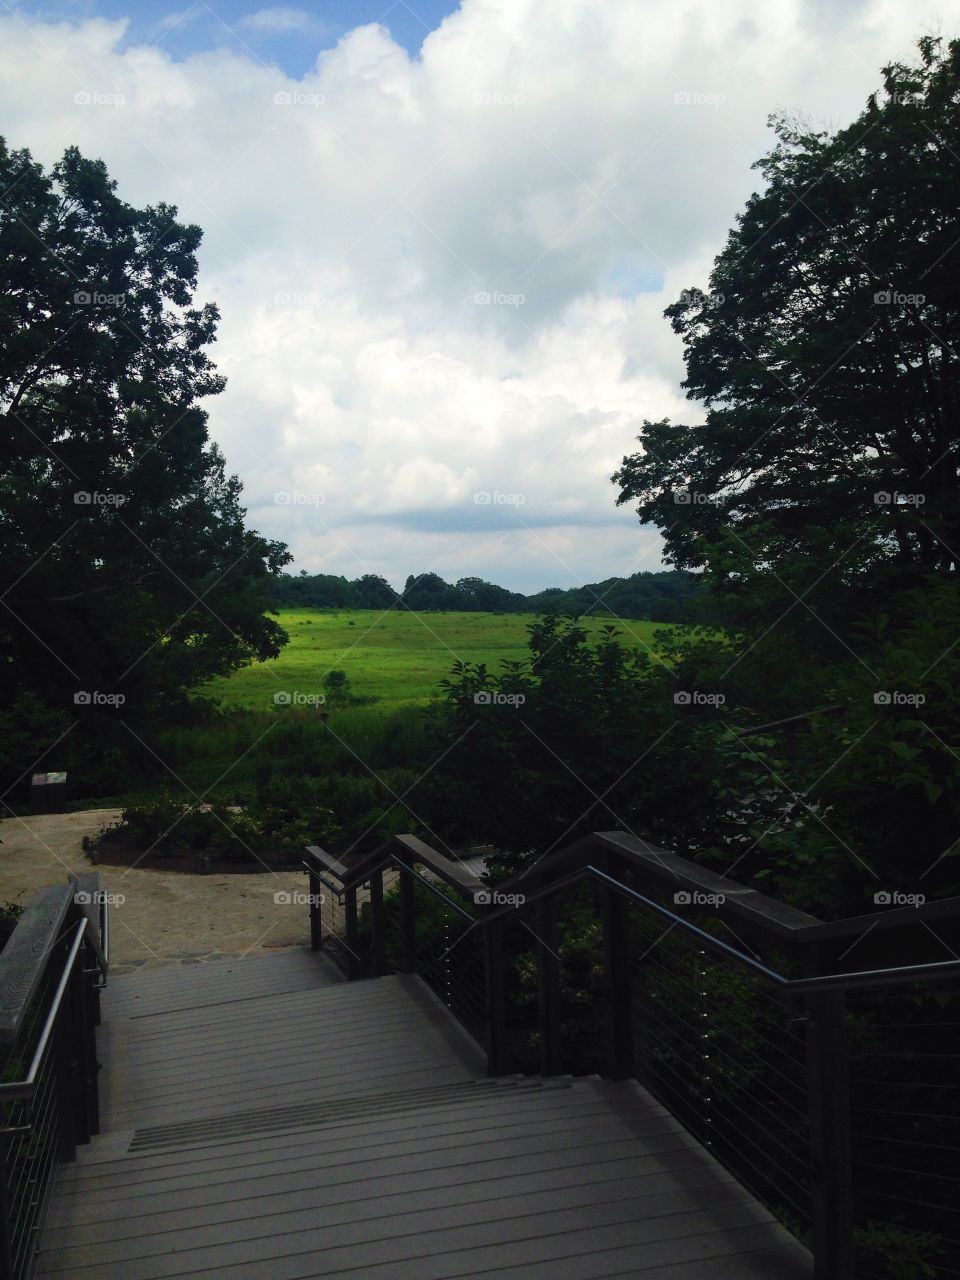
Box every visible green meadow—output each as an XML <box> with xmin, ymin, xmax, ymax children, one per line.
<box><xmin>201</xmin><ymin>609</ymin><xmax>668</xmax><ymax>712</ymax></box>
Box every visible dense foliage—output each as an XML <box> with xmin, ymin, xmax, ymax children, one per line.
<box><xmin>0</xmin><ymin>141</ymin><xmax>288</xmax><ymax>795</ymax></box>
<box><xmin>423</xmin><ymin>39</ymin><xmax>960</xmax><ymax>920</ymax></box>
<box><xmin>270</xmin><ymin>567</ymin><xmax>701</xmax><ymax>621</ymax></box>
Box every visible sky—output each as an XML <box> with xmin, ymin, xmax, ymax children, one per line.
<box><xmin>2</xmin><ymin>0</ymin><xmax>958</xmax><ymax>593</ymax></box>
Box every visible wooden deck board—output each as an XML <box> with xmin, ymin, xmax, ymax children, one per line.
<box><xmin>38</xmin><ymin>949</ymin><xmax>813</xmax><ymax>1279</ymax></box>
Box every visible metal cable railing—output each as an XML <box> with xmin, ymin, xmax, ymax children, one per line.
<box><xmin>0</xmin><ymin>876</ymin><xmax>107</xmax><ymax>1279</ymax></box>
<box><xmin>406</xmin><ymin>876</ymin><xmax>486</xmax><ymax>1046</ymax></box>
<box><xmin>847</xmin><ymin>979</ymin><xmax>960</xmax><ymax>1280</ymax></box>
<box><xmin>303</xmin><ymin>831</ymin><xmax>960</xmax><ymax>1280</ymax></box>
<box><xmin>628</xmin><ymin>907</ymin><xmax>812</xmax><ymax>1238</ymax></box>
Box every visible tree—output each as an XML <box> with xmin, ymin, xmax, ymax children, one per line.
<box><xmin>421</xmin><ymin>617</ymin><xmax>727</xmax><ymax>874</ymax></box>
<box><xmin>322</xmin><ymin>669</ymin><xmax>352</xmax><ymax>707</ymax></box>
<box><xmin>401</xmin><ymin>572</ymin><xmax>461</xmax><ymax>610</ymax></box>
<box><xmin>353</xmin><ymin>574</ymin><xmax>398</xmax><ymax>609</ymax></box>
<box><xmin>0</xmin><ymin>140</ymin><xmax>288</xmax><ymax>780</ymax></box>
<box><xmin>609</xmin><ymin>39</ymin><xmax>960</xmax><ymax>906</ymax></box>
<box><xmin>614</xmin><ymin>37</ymin><xmax>960</xmax><ymax>637</ymax></box>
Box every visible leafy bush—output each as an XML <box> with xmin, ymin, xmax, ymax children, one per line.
<box><xmin>0</xmin><ymin>901</ymin><xmax>24</xmax><ymax>954</ymax></box>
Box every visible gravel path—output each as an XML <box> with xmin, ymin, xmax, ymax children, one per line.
<box><xmin>0</xmin><ymin>809</ymin><xmax>313</xmax><ymax>974</ymax></box>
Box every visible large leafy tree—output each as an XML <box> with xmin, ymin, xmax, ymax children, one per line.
<box><xmin>0</xmin><ymin>140</ymin><xmax>288</xmax><ymax>774</ymax></box>
<box><xmin>614</xmin><ymin>36</ymin><xmax>960</xmax><ymax>637</ymax></box>
<box><xmin>611</xmin><ymin>38</ymin><xmax>960</xmax><ymax>901</ymax></box>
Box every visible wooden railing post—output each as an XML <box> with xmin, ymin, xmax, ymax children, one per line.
<box><xmin>69</xmin><ymin>949</ymin><xmax>91</xmax><ymax>1146</ymax></box>
<box><xmin>370</xmin><ymin>869</ymin><xmax>387</xmax><ymax>977</ymax></box>
<box><xmin>536</xmin><ymin>896</ymin><xmax>562</xmax><ymax>1075</ymax></box>
<box><xmin>307</xmin><ymin>863</ymin><xmax>324</xmax><ymax>952</ymax></box>
<box><xmin>805</xmin><ymin>986</ymin><xmax>855</xmax><ymax>1279</ymax></box>
<box><xmin>53</xmin><ymin>985</ymin><xmax>76</xmax><ymax>1163</ymax></box>
<box><xmin>484</xmin><ymin>917</ymin><xmax>506</xmax><ymax>1076</ymax></box>
<box><xmin>83</xmin><ymin>964</ymin><xmax>101</xmax><ymax>1138</ymax></box>
<box><xmin>600</xmin><ymin>861</ymin><xmax>634</xmax><ymax>1080</ymax></box>
<box><xmin>398</xmin><ymin>859</ymin><xmax>417</xmax><ymax>974</ymax></box>
<box><xmin>343</xmin><ymin>887</ymin><xmax>360</xmax><ymax>980</ymax></box>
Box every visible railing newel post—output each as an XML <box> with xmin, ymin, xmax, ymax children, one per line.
<box><xmin>804</xmin><ymin>944</ymin><xmax>855</xmax><ymax>1280</ymax></box>
<box><xmin>307</xmin><ymin>860</ymin><xmax>324</xmax><ymax>952</ymax></box>
<box><xmin>343</xmin><ymin>887</ymin><xmax>360</xmax><ymax>980</ymax></box>
<box><xmin>398</xmin><ymin>854</ymin><xmax>417</xmax><ymax>975</ymax></box>
<box><xmin>53</xmin><ymin>975</ymin><xmax>76</xmax><ymax>1164</ymax></box>
<box><xmin>536</xmin><ymin>894</ymin><xmax>562</xmax><ymax>1075</ymax></box>
<box><xmin>484</xmin><ymin>915</ymin><xmax>506</xmax><ymax>1076</ymax></box>
<box><xmin>69</xmin><ymin>939</ymin><xmax>92</xmax><ymax>1146</ymax></box>
<box><xmin>370</xmin><ymin>870</ymin><xmax>386</xmax><ymax>977</ymax></box>
<box><xmin>599</xmin><ymin>851</ymin><xmax>634</xmax><ymax>1080</ymax></box>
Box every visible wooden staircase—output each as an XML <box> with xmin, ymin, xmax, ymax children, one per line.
<box><xmin>38</xmin><ymin>950</ymin><xmax>812</xmax><ymax>1279</ymax></box>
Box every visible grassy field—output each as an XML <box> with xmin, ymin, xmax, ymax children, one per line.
<box><xmin>201</xmin><ymin>609</ymin><xmax>669</xmax><ymax>711</ymax></box>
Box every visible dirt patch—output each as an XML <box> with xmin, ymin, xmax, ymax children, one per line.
<box><xmin>0</xmin><ymin>809</ymin><xmax>315</xmax><ymax>974</ymax></box>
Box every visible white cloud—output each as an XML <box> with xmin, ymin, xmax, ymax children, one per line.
<box><xmin>1</xmin><ymin>0</ymin><xmax>956</xmax><ymax>589</ymax></box>
<box><xmin>239</xmin><ymin>7</ymin><xmax>323</xmax><ymax>35</ymax></box>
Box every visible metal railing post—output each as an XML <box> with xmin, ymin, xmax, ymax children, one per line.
<box><xmin>343</xmin><ymin>887</ymin><xmax>360</xmax><ymax>980</ymax></box>
<box><xmin>536</xmin><ymin>896</ymin><xmax>562</xmax><ymax>1075</ymax></box>
<box><xmin>484</xmin><ymin>917</ymin><xmax>506</xmax><ymax>1076</ymax></box>
<box><xmin>370</xmin><ymin>870</ymin><xmax>387</xmax><ymax>977</ymax></box>
<box><xmin>77</xmin><ymin>946</ymin><xmax>100</xmax><ymax>1138</ymax></box>
<box><xmin>53</xmin><ymin>988</ymin><xmax>76</xmax><ymax>1164</ymax></box>
<box><xmin>600</xmin><ymin>860</ymin><xmax>634</xmax><ymax>1080</ymax></box>
<box><xmin>398</xmin><ymin>859</ymin><xmax>417</xmax><ymax>975</ymax></box>
<box><xmin>308</xmin><ymin>864</ymin><xmax>324</xmax><ymax>952</ymax></box>
<box><xmin>805</xmin><ymin>986</ymin><xmax>855</xmax><ymax>1279</ymax></box>
<box><xmin>69</xmin><ymin>956</ymin><xmax>91</xmax><ymax>1147</ymax></box>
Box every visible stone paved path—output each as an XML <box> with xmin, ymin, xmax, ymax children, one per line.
<box><xmin>0</xmin><ymin>809</ymin><xmax>311</xmax><ymax>972</ymax></box>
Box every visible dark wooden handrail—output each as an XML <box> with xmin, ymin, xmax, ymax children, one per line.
<box><xmin>304</xmin><ymin>829</ymin><xmax>960</xmax><ymax>1280</ymax></box>
<box><xmin>0</xmin><ymin>874</ymin><xmax>108</xmax><ymax>1279</ymax></box>
<box><xmin>0</xmin><ymin>884</ymin><xmax>74</xmax><ymax>1046</ymax></box>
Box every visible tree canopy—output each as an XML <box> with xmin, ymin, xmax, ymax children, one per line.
<box><xmin>0</xmin><ymin>140</ymin><xmax>288</xmax><ymax>780</ymax></box>
<box><xmin>615</xmin><ymin>36</ymin><xmax>960</xmax><ymax>635</ymax></box>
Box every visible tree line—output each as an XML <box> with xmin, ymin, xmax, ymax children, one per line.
<box><xmin>269</xmin><ymin>568</ymin><xmax>702</xmax><ymax>621</ymax></box>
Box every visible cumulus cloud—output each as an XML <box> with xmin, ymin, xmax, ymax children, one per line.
<box><xmin>1</xmin><ymin>0</ymin><xmax>956</xmax><ymax>589</ymax></box>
